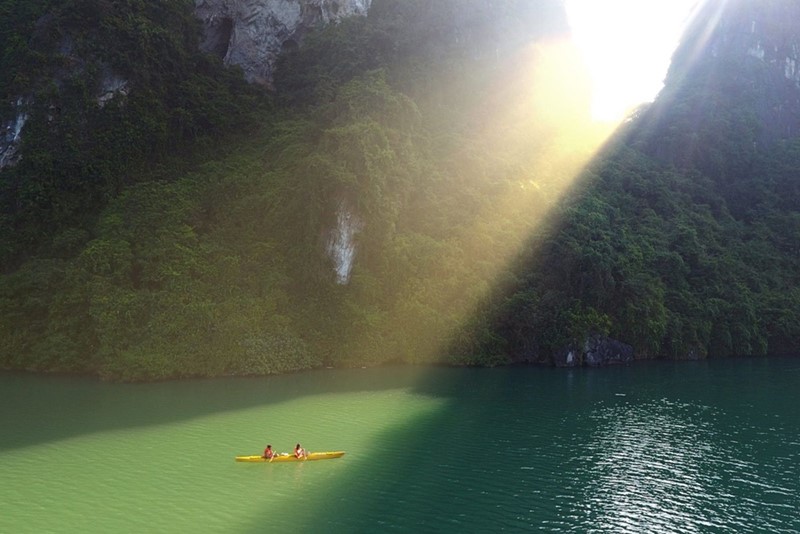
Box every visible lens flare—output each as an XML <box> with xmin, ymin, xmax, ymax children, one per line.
<box><xmin>566</xmin><ymin>0</ymin><xmax>702</xmax><ymax>122</ymax></box>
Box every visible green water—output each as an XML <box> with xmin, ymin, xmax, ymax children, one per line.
<box><xmin>1</xmin><ymin>358</ymin><xmax>798</xmax><ymax>533</ymax></box>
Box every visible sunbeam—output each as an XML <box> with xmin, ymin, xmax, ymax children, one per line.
<box><xmin>343</xmin><ymin>36</ymin><xmax>616</xmax><ymax>365</ymax></box>
<box><xmin>372</xmin><ymin>2</ymin><xmax>710</xmax><ymax>367</ymax></box>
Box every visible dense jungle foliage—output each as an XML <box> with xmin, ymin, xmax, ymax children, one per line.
<box><xmin>1</xmin><ymin>0</ymin><xmax>798</xmax><ymax>380</ymax></box>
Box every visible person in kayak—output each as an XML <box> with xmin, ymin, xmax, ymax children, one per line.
<box><xmin>263</xmin><ymin>444</ymin><xmax>275</xmax><ymax>459</ymax></box>
<box><xmin>294</xmin><ymin>443</ymin><xmax>307</xmax><ymax>458</ymax></box>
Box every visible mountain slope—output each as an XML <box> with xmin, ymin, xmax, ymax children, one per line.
<box><xmin>492</xmin><ymin>0</ymin><xmax>800</xmax><ymax>363</ymax></box>
<box><xmin>1</xmin><ymin>0</ymin><xmax>798</xmax><ymax>380</ymax></box>
<box><xmin>0</xmin><ymin>0</ymin><xmax>267</xmax><ymax>267</ymax></box>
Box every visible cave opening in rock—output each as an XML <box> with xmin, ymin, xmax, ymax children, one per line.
<box><xmin>209</xmin><ymin>17</ymin><xmax>234</xmax><ymax>59</ymax></box>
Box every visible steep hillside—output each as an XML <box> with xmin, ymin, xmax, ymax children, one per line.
<box><xmin>491</xmin><ymin>0</ymin><xmax>800</xmax><ymax>364</ymax></box>
<box><xmin>1</xmin><ymin>0</ymin><xmax>798</xmax><ymax>381</ymax></box>
<box><xmin>0</xmin><ymin>0</ymin><xmax>267</xmax><ymax>267</ymax></box>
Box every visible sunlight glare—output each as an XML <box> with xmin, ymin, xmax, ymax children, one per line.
<box><xmin>566</xmin><ymin>0</ymin><xmax>700</xmax><ymax>122</ymax></box>
<box><xmin>383</xmin><ymin>39</ymin><xmax>612</xmax><ymax>363</ymax></box>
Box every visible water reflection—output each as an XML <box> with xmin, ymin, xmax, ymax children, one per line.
<box><xmin>574</xmin><ymin>399</ymin><xmax>797</xmax><ymax>533</ymax></box>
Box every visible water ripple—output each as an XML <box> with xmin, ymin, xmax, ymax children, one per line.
<box><xmin>2</xmin><ymin>362</ymin><xmax>799</xmax><ymax>533</ymax></box>
<box><xmin>562</xmin><ymin>398</ymin><xmax>799</xmax><ymax>533</ymax></box>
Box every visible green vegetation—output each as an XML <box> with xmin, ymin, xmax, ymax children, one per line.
<box><xmin>493</xmin><ymin>143</ymin><xmax>800</xmax><ymax>361</ymax></box>
<box><xmin>0</xmin><ymin>0</ymin><xmax>267</xmax><ymax>267</ymax></box>
<box><xmin>1</xmin><ymin>0</ymin><xmax>798</xmax><ymax>380</ymax></box>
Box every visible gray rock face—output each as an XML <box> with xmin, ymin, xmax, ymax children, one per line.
<box><xmin>583</xmin><ymin>335</ymin><xmax>634</xmax><ymax>367</ymax></box>
<box><xmin>553</xmin><ymin>335</ymin><xmax>634</xmax><ymax>367</ymax></box>
<box><xmin>326</xmin><ymin>197</ymin><xmax>363</xmax><ymax>285</ymax></box>
<box><xmin>194</xmin><ymin>0</ymin><xmax>371</xmax><ymax>85</ymax></box>
<box><xmin>0</xmin><ymin>98</ymin><xmax>29</xmax><ymax>170</ymax></box>
<box><xmin>666</xmin><ymin>0</ymin><xmax>800</xmax><ymax>144</ymax></box>
<box><xmin>97</xmin><ymin>73</ymin><xmax>129</xmax><ymax>108</ymax></box>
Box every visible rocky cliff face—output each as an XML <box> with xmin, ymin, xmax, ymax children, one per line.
<box><xmin>194</xmin><ymin>0</ymin><xmax>371</xmax><ymax>85</ymax></box>
<box><xmin>0</xmin><ymin>98</ymin><xmax>28</xmax><ymax>170</ymax></box>
<box><xmin>326</xmin><ymin>197</ymin><xmax>363</xmax><ymax>285</ymax></box>
<box><xmin>1</xmin><ymin>1</ymin><xmax>368</xmax><ymax>169</ymax></box>
<box><xmin>664</xmin><ymin>0</ymin><xmax>800</xmax><ymax>145</ymax></box>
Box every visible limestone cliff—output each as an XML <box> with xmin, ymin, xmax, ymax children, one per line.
<box><xmin>0</xmin><ymin>98</ymin><xmax>28</xmax><ymax>170</ymax></box>
<box><xmin>194</xmin><ymin>0</ymin><xmax>371</xmax><ymax>85</ymax></box>
<box><xmin>678</xmin><ymin>0</ymin><xmax>800</xmax><ymax>142</ymax></box>
<box><xmin>646</xmin><ymin>0</ymin><xmax>800</xmax><ymax>149</ymax></box>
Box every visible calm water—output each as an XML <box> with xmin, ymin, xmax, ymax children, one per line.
<box><xmin>1</xmin><ymin>358</ymin><xmax>798</xmax><ymax>533</ymax></box>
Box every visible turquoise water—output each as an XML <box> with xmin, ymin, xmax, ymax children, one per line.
<box><xmin>1</xmin><ymin>358</ymin><xmax>798</xmax><ymax>533</ymax></box>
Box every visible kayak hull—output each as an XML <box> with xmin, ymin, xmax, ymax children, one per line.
<box><xmin>235</xmin><ymin>451</ymin><xmax>345</xmax><ymax>463</ymax></box>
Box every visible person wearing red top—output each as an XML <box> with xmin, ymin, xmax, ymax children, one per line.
<box><xmin>263</xmin><ymin>444</ymin><xmax>275</xmax><ymax>459</ymax></box>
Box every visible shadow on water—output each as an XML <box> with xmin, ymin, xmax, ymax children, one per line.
<box><xmin>3</xmin><ymin>358</ymin><xmax>799</xmax><ymax>532</ymax></box>
<box><xmin>236</xmin><ymin>365</ymin><xmax>645</xmax><ymax>533</ymax></box>
<box><xmin>0</xmin><ymin>366</ymin><xmax>438</xmax><ymax>453</ymax></box>
<box><xmin>2</xmin><ymin>357</ymin><xmax>794</xmax><ymax>456</ymax></box>
<box><xmin>237</xmin><ymin>358</ymin><xmax>800</xmax><ymax>533</ymax></box>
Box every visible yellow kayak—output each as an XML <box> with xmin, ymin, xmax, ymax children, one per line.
<box><xmin>235</xmin><ymin>451</ymin><xmax>345</xmax><ymax>463</ymax></box>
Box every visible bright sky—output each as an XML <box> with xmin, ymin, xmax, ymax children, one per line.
<box><xmin>565</xmin><ymin>0</ymin><xmax>700</xmax><ymax>122</ymax></box>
